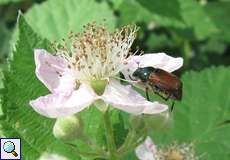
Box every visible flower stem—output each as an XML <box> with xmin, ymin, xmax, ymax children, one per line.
<box><xmin>126</xmin><ymin>133</ymin><xmax>147</xmax><ymax>154</ymax></box>
<box><xmin>118</xmin><ymin>128</ymin><xmax>136</xmax><ymax>153</ymax></box>
<box><xmin>118</xmin><ymin>127</ymin><xmax>148</xmax><ymax>156</ymax></box>
<box><xmin>103</xmin><ymin>109</ymin><xmax>117</xmax><ymax>160</ymax></box>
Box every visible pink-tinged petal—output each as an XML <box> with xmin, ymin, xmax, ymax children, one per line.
<box><xmin>122</xmin><ymin>53</ymin><xmax>183</xmax><ymax>80</ymax></box>
<box><xmin>101</xmin><ymin>79</ymin><xmax>168</xmax><ymax>115</ymax></box>
<box><xmin>121</xmin><ymin>58</ymin><xmax>138</xmax><ymax>80</ymax></box>
<box><xmin>135</xmin><ymin>137</ymin><xmax>157</xmax><ymax>160</ymax></box>
<box><xmin>34</xmin><ymin>49</ymin><xmax>76</xmax><ymax>93</ymax></box>
<box><xmin>54</xmin><ymin>71</ymin><xmax>76</xmax><ymax>94</ymax></box>
<box><xmin>142</xmin><ymin>101</ymin><xmax>168</xmax><ymax>114</ymax></box>
<box><xmin>30</xmin><ymin>84</ymin><xmax>97</xmax><ymax>118</ymax></box>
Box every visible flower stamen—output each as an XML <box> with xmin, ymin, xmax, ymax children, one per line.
<box><xmin>52</xmin><ymin>23</ymin><xmax>139</xmax><ymax>82</ymax></box>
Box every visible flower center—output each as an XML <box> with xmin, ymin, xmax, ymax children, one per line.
<box><xmin>90</xmin><ymin>79</ymin><xmax>108</xmax><ymax>95</ymax></box>
<box><xmin>52</xmin><ymin>22</ymin><xmax>138</xmax><ymax>82</ymax></box>
<box><xmin>165</xmin><ymin>150</ymin><xmax>183</xmax><ymax>160</ymax></box>
<box><xmin>155</xmin><ymin>143</ymin><xmax>198</xmax><ymax>160</ymax></box>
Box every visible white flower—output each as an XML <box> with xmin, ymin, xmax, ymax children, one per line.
<box><xmin>29</xmin><ymin>23</ymin><xmax>183</xmax><ymax>118</ymax></box>
<box><xmin>135</xmin><ymin>137</ymin><xmax>157</xmax><ymax>160</ymax></box>
<box><xmin>135</xmin><ymin>137</ymin><xmax>199</xmax><ymax>160</ymax></box>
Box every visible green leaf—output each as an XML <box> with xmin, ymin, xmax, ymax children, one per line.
<box><xmin>1</xmin><ymin>14</ymin><xmax>80</xmax><ymax>160</ymax></box>
<box><xmin>205</xmin><ymin>1</ymin><xmax>230</xmax><ymax>42</ymax></box>
<box><xmin>24</xmin><ymin>0</ymin><xmax>116</xmax><ymax>41</ymax></box>
<box><xmin>117</xmin><ymin>0</ymin><xmax>185</xmax><ymax>28</ymax></box>
<box><xmin>137</xmin><ymin>0</ymin><xmax>184</xmax><ymax>26</ymax></box>
<box><xmin>0</xmin><ymin>22</ymin><xmax>11</xmax><ymax>63</ymax></box>
<box><xmin>0</xmin><ymin>68</ymin><xmax>5</xmax><ymax>118</ymax></box>
<box><xmin>116</xmin><ymin>0</ymin><xmax>217</xmax><ymax>40</ymax></box>
<box><xmin>146</xmin><ymin>33</ymin><xmax>174</xmax><ymax>50</ymax></box>
<box><xmin>200</xmin><ymin>38</ymin><xmax>227</xmax><ymax>55</ymax></box>
<box><xmin>76</xmin><ymin>107</ymin><xmax>129</xmax><ymax>157</ymax></box>
<box><xmin>178</xmin><ymin>0</ymin><xmax>218</xmax><ymax>40</ymax></box>
<box><xmin>79</xmin><ymin>106</ymin><xmax>106</xmax><ymax>148</ymax></box>
<box><xmin>153</xmin><ymin>67</ymin><xmax>230</xmax><ymax>159</ymax></box>
<box><xmin>0</xmin><ymin>0</ymin><xmax>22</xmax><ymax>5</ymax></box>
<box><xmin>110</xmin><ymin>110</ymin><xmax>128</xmax><ymax>148</ymax></box>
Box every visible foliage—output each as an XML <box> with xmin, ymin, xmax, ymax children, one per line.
<box><xmin>0</xmin><ymin>0</ymin><xmax>22</xmax><ymax>5</ymax></box>
<box><xmin>0</xmin><ymin>23</ymin><xmax>11</xmax><ymax>63</ymax></box>
<box><xmin>0</xmin><ymin>15</ymin><xmax>81</xmax><ymax>160</ymax></box>
<box><xmin>1</xmin><ymin>14</ymin><xmax>129</xmax><ymax>159</ymax></box>
<box><xmin>152</xmin><ymin>67</ymin><xmax>230</xmax><ymax>160</ymax></box>
<box><xmin>0</xmin><ymin>0</ymin><xmax>230</xmax><ymax>159</ymax></box>
<box><xmin>111</xmin><ymin>0</ymin><xmax>230</xmax><ymax>70</ymax></box>
<box><xmin>0</xmin><ymin>0</ymin><xmax>230</xmax><ymax>68</ymax></box>
<box><xmin>24</xmin><ymin>0</ymin><xmax>116</xmax><ymax>41</ymax></box>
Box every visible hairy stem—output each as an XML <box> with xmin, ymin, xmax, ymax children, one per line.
<box><xmin>118</xmin><ymin>128</ymin><xmax>136</xmax><ymax>153</ymax></box>
<box><xmin>118</xmin><ymin>127</ymin><xmax>148</xmax><ymax>156</ymax></box>
<box><xmin>103</xmin><ymin>109</ymin><xmax>117</xmax><ymax>160</ymax></box>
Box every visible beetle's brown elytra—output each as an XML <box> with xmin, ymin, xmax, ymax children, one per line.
<box><xmin>131</xmin><ymin>67</ymin><xmax>183</xmax><ymax>111</ymax></box>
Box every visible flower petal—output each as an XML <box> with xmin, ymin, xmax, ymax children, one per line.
<box><xmin>30</xmin><ymin>84</ymin><xmax>97</xmax><ymax>118</ymax></box>
<box><xmin>135</xmin><ymin>137</ymin><xmax>157</xmax><ymax>160</ymax></box>
<box><xmin>101</xmin><ymin>79</ymin><xmax>168</xmax><ymax>114</ymax></box>
<box><xmin>142</xmin><ymin>101</ymin><xmax>168</xmax><ymax>114</ymax></box>
<box><xmin>34</xmin><ymin>49</ymin><xmax>76</xmax><ymax>93</ymax></box>
<box><xmin>122</xmin><ymin>53</ymin><xmax>183</xmax><ymax>80</ymax></box>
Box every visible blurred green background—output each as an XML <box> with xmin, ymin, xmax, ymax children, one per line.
<box><xmin>1</xmin><ymin>0</ymin><xmax>230</xmax><ymax>159</ymax></box>
<box><xmin>0</xmin><ymin>0</ymin><xmax>230</xmax><ymax>71</ymax></box>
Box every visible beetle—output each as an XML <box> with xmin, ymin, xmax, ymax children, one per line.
<box><xmin>130</xmin><ymin>67</ymin><xmax>182</xmax><ymax>111</ymax></box>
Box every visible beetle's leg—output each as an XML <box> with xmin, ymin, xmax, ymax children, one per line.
<box><xmin>145</xmin><ymin>87</ymin><xmax>150</xmax><ymax>101</ymax></box>
<box><xmin>153</xmin><ymin>85</ymin><xmax>169</xmax><ymax>101</ymax></box>
<box><xmin>170</xmin><ymin>101</ymin><xmax>175</xmax><ymax>112</ymax></box>
<box><xmin>154</xmin><ymin>92</ymin><xmax>169</xmax><ymax>101</ymax></box>
<box><xmin>165</xmin><ymin>94</ymin><xmax>171</xmax><ymax>101</ymax></box>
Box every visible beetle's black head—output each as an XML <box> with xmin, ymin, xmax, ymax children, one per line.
<box><xmin>132</xmin><ymin>67</ymin><xmax>156</xmax><ymax>82</ymax></box>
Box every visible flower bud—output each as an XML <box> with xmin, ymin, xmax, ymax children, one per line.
<box><xmin>90</xmin><ymin>79</ymin><xmax>108</xmax><ymax>95</ymax></box>
<box><xmin>144</xmin><ymin>111</ymin><xmax>172</xmax><ymax>131</ymax></box>
<box><xmin>53</xmin><ymin>114</ymin><xmax>83</xmax><ymax>142</ymax></box>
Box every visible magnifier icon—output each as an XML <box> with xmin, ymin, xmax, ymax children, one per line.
<box><xmin>3</xmin><ymin>141</ymin><xmax>18</xmax><ymax>157</ymax></box>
